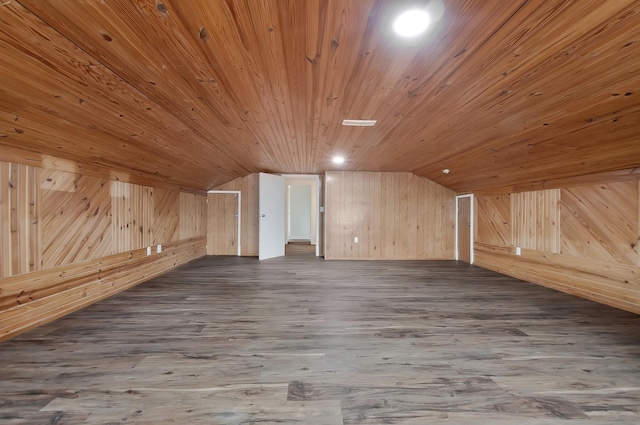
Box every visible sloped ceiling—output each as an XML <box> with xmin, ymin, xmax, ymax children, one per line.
<box><xmin>1</xmin><ymin>0</ymin><xmax>639</xmax><ymax>192</ymax></box>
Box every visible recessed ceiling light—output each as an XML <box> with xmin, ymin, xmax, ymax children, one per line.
<box><xmin>393</xmin><ymin>10</ymin><xmax>431</xmax><ymax>37</ymax></box>
<box><xmin>442</xmin><ymin>169</ymin><xmax>450</xmax><ymax>174</ymax></box>
<box><xmin>342</xmin><ymin>119</ymin><xmax>377</xmax><ymax>127</ymax></box>
<box><xmin>333</xmin><ymin>156</ymin><xmax>345</xmax><ymax>164</ymax></box>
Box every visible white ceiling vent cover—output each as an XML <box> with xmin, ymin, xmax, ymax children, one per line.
<box><xmin>342</xmin><ymin>119</ymin><xmax>377</xmax><ymax>127</ymax></box>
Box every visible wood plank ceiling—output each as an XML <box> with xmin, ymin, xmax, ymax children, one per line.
<box><xmin>1</xmin><ymin>0</ymin><xmax>639</xmax><ymax>192</ymax></box>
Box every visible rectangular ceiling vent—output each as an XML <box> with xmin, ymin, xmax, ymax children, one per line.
<box><xmin>342</xmin><ymin>119</ymin><xmax>377</xmax><ymax>127</ymax></box>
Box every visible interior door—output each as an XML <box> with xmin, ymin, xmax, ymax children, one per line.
<box><xmin>259</xmin><ymin>173</ymin><xmax>285</xmax><ymax>260</ymax></box>
<box><xmin>457</xmin><ymin>196</ymin><xmax>471</xmax><ymax>263</ymax></box>
<box><xmin>207</xmin><ymin>192</ymin><xmax>239</xmax><ymax>255</ymax></box>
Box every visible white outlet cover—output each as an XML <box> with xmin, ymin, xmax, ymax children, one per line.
<box><xmin>146</xmin><ymin>246</ymin><xmax>152</xmax><ymax>256</ymax></box>
<box><xmin>157</xmin><ymin>244</ymin><xmax>162</xmax><ymax>253</ymax></box>
<box><xmin>515</xmin><ymin>247</ymin><xmax>521</xmax><ymax>256</ymax></box>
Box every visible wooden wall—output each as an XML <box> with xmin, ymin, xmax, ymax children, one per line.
<box><xmin>0</xmin><ymin>161</ymin><xmax>207</xmax><ymax>341</ymax></box>
<box><xmin>209</xmin><ymin>174</ymin><xmax>259</xmax><ymax>256</ymax></box>
<box><xmin>475</xmin><ymin>180</ymin><xmax>640</xmax><ymax>314</ymax></box>
<box><xmin>325</xmin><ymin>172</ymin><xmax>455</xmax><ymax>260</ymax></box>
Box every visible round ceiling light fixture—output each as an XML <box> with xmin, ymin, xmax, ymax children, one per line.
<box><xmin>393</xmin><ymin>9</ymin><xmax>431</xmax><ymax>37</ymax></box>
<box><xmin>332</xmin><ymin>156</ymin><xmax>345</xmax><ymax>164</ymax></box>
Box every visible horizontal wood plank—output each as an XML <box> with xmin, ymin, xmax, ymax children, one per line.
<box><xmin>0</xmin><ymin>238</ymin><xmax>206</xmax><ymax>341</ymax></box>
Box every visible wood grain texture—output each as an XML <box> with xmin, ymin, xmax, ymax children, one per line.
<box><xmin>0</xmin><ymin>160</ymin><xmax>208</xmax><ymax>339</ymax></box>
<box><xmin>41</xmin><ymin>171</ymin><xmax>112</xmax><ymax>268</ymax></box>
<box><xmin>179</xmin><ymin>192</ymin><xmax>207</xmax><ymax>241</ymax></box>
<box><xmin>457</xmin><ymin>197</ymin><xmax>471</xmax><ymax>263</ymax></box>
<box><xmin>1</xmin><ymin>256</ymin><xmax>640</xmax><ymax>423</ymax></box>
<box><xmin>215</xmin><ymin>174</ymin><xmax>259</xmax><ymax>256</ymax></box>
<box><xmin>512</xmin><ymin>190</ymin><xmax>561</xmax><ymax>253</ymax></box>
<box><xmin>207</xmin><ymin>192</ymin><xmax>238</xmax><ymax>255</ymax></box>
<box><xmin>325</xmin><ymin>172</ymin><xmax>455</xmax><ymax>260</ymax></box>
<box><xmin>475</xmin><ymin>180</ymin><xmax>640</xmax><ymax>314</ymax></box>
<box><xmin>561</xmin><ymin>182</ymin><xmax>638</xmax><ymax>265</ymax></box>
<box><xmin>475</xmin><ymin>244</ymin><xmax>640</xmax><ymax>315</ymax></box>
<box><xmin>111</xmin><ymin>182</ymin><xmax>153</xmax><ymax>252</ymax></box>
<box><xmin>476</xmin><ymin>194</ymin><xmax>511</xmax><ymax>247</ymax></box>
<box><xmin>0</xmin><ymin>1</ymin><xmax>638</xmax><ymax>192</ymax></box>
<box><xmin>152</xmin><ymin>188</ymin><xmax>180</xmax><ymax>244</ymax></box>
<box><xmin>0</xmin><ymin>162</ymin><xmax>40</xmax><ymax>278</ymax></box>
<box><xmin>0</xmin><ymin>238</ymin><xmax>206</xmax><ymax>341</ymax></box>
<box><xmin>0</xmin><ymin>1</ymin><xmax>242</xmax><ymax>190</ymax></box>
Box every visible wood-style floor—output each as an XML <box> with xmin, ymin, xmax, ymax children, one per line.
<box><xmin>1</xmin><ymin>256</ymin><xmax>640</xmax><ymax>424</ymax></box>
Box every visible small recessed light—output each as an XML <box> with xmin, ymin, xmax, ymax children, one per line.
<box><xmin>393</xmin><ymin>10</ymin><xmax>431</xmax><ymax>37</ymax></box>
<box><xmin>442</xmin><ymin>169</ymin><xmax>450</xmax><ymax>174</ymax></box>
<box><xmin>333</xmin><ymin>156</ymin><xmax>345</xmax><ymax>164</ymax></box>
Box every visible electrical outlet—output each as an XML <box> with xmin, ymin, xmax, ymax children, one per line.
<box><xmin>354</xmin><ymin>236</ymin><xmax>359</xmax><ymax>243</ymax></box>
<box><xmin>157</xmin><ymin>244</ymin><xmax>162</xmax><ymax>253</ymax></box>
<box><xmin>515</xmin><ymin>246</ymin><xmax>521</xmax><ymax>256</ymax></box>
<box><xmin>146</xmin><ymin>246</ymin><xmax>152</xmax><ymax>256</ymax></box>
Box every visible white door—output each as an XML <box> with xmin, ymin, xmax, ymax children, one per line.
<box><xmin>259</xmin><ymin>172</ymin><xmax>285</xmax><ymax>260</ymax></box>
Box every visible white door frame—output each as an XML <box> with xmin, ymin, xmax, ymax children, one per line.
<box><xmin>206</xmin><ymin>190</ymin><xmax>242</xmax><ymax>256</ymax></box>
<box><xmin>455</xmin><ymin>194</ymin><xmax>474</xmax><ymax>264</ymax></box>
<box><xmin>281</xmin><ymin>174</ymin><xmax>321</xmax><ymax>256</ymax></box>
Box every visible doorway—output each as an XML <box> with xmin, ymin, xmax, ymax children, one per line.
<box><xmin>283</xmin><ymin>175</ymin><xmax>321</xmax><ymax>256</ymax></box>
<box><xmin>206</xmin><ymin>190</ymin><xmax>241</xmax><ymax>256</ymax></box>
<box><xmin>456</xmin><ymin>194</ymin><xmax>473</xmax><ymax>264</ymax></box>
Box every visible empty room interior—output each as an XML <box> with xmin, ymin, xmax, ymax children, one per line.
<box><xmin>1</xmin><ymin>0</ymin><xmax>640</xmax><ymax>423</ymax></box>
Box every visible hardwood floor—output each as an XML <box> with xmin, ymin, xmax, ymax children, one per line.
<box><xmin>1</xmin><ymin>256</ymin><xmax>640</xmax><ymax>424</ymax></box>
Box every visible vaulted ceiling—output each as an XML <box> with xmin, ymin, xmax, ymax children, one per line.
<box><xmin>1</xmin><ymin>0</ymin><xmax>639</xmax><ymax>193</ymax></box>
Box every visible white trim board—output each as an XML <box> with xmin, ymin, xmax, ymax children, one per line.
<box><xmin>455</xmin><ymin>194</ymin><xmax>474</xmax><ymax>264</ymax></box>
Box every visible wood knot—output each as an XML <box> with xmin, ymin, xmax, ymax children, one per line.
<box><xmin>199</xmin><ymin>27</ymin><xmax>209</xmax><ymax>40</ymax></box>
<box><xmin>156</xmin><ymin>3</ymin><xmax>167</xmax><ymax>13</ymax></box>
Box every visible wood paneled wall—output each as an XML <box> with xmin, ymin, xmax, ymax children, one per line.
<box><xmin>0</xmin><ymin>161</ymin><xmax>207</xmax><ymax>341</ymax></box>
<box><xmin>210</xmin><ymin>174</ymin><xmax>259</xmax><ymax>256</ymax></box>
<box><xmin>0</xmin><ymin>162</ymin><xmax>40</xmax><ymax>277</ymax></box>
<box><xmin>475</xmin><ymin>181</ymin><xmax>640</xmax><ymax>314</ymax></box>
<box><xmin>325</xmin><ymin>172</ymin><xmax>455</xmax><ymax>260</ymax></box>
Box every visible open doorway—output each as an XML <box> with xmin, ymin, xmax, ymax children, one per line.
<box><xmin>283</xmin><ymin>175</ymin><xmax>320</xmax><ymax>257</ymax></box>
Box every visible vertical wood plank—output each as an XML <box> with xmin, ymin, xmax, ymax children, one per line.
<box><xmin>9</xmin><ymin>163</ymin><xmax>19</xmax><ymax>274</ymax></box>
<box><xmin>324</xmin><ymin>171</ymin><xmax>455</xmax><ymax>260</ymax></box>
<box><xmin>371</xmin><ymin>172</ymin><xmax>382</xmax><ymax>259</ymax></box>
<box><xmin>395</xmin><ymin>173</ymin><xmax>408</xmax><ymax>258</ymax></box>
<box><xmin>352</xmin><ymin>172</ymin><xmax>363</xmax><ymax>258</ymax></box>
<box><xmin>30</xmin><ymin>166</ymin><xmax>41</xmax><ymax>272</ymax></box>
<box><xmin>0</xmin><ymin>162</ymin><xmax>8</xmax><ymax>278</ymax></box>
<box><xmin>360</xmin><ymin>173</ymin><xmax>371</xmax><ymax>259</ymax></box>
